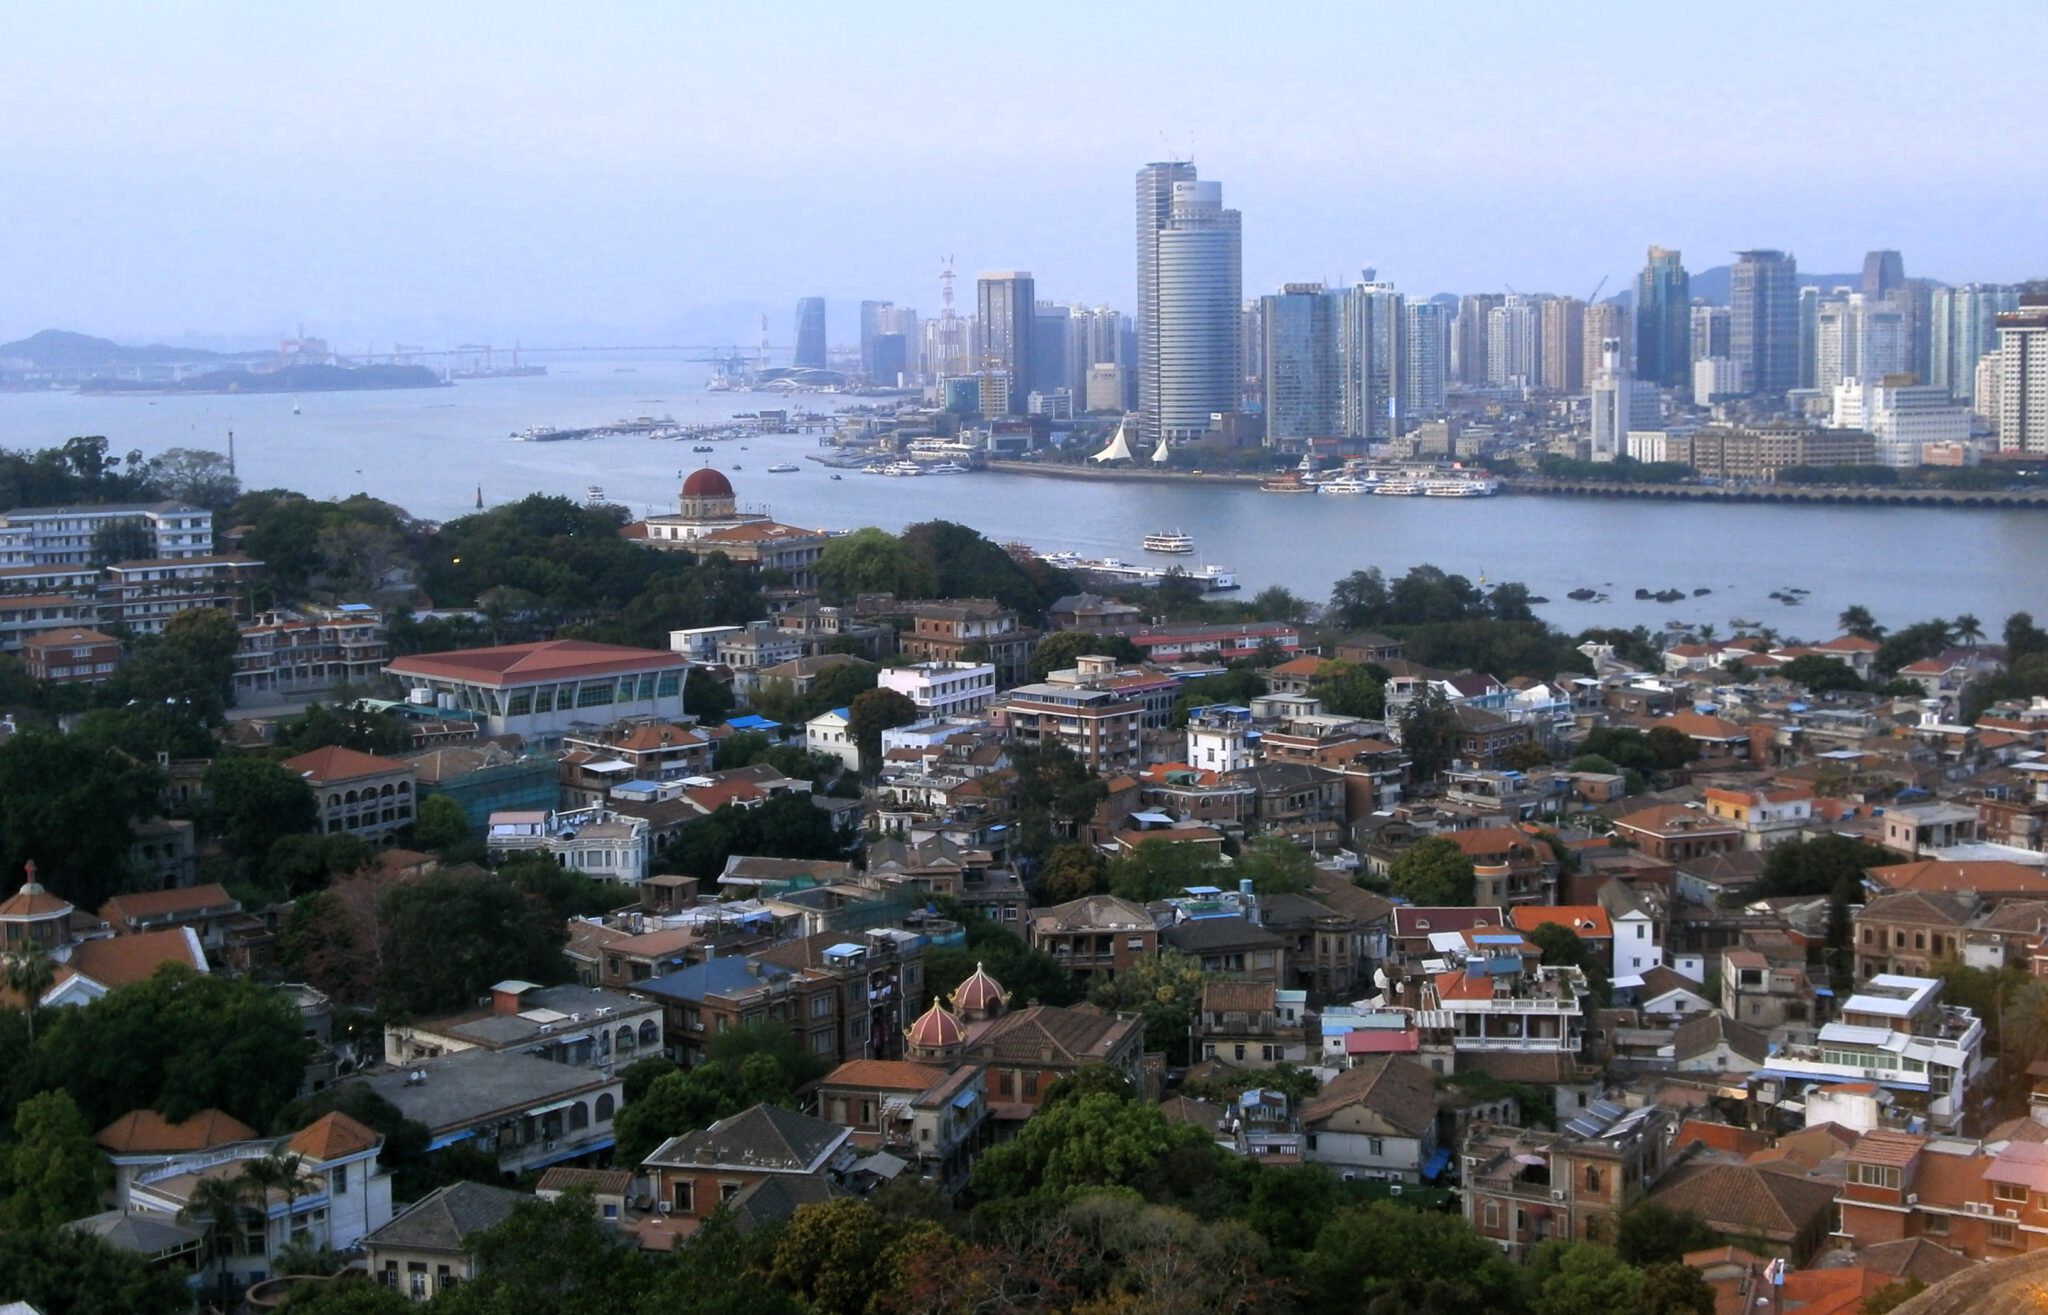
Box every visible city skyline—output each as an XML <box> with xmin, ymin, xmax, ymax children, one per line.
<box><xmin>3</xmin><ymin>4</ymin><xmax>2045</xmax><ymax>347</ymax></box>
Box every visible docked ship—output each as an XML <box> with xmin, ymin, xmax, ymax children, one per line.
<box><xmin>1374</xmin><ymin>479</ymin><xmax>1424</xmax><ymax>495</ymax></box>
<box><xmin>1259</xmin><ymin>473</ymin><xmax>1315</xmax><ymax>493</ymax></box>
<box><xmin>1317</xmin><ymin>475</ymin><xmax>1377</xmax><ymax>495</ymax></box>
<box><xmin>1039</xmin><ymin>552</ymin><xmax>1238</xmax><ymax>591</ymax></box>
<box><xmin>1143</xmin><ymin>530</ymin><xmax>1195</xmax><ymax>553</ymax></box>
<box><xmin>766</xmin><ymin>463</ymin><xmax>800</xmax><ymax>473</ymax></box>
<box><xmin>1422</xmin><ymin>478</ymin><xmax>1499</xmax><ymax>497</ymax></box>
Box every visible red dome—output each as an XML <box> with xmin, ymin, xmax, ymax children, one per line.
<box><xmin>681</xmin><ymin>468</ymin><xmax>734</xmax><ymax>498</ymax></box>
<box><xmin>906</xmin><ymin>1000</ymin><xmax>965</xmax><ymax>1050</ymax></box>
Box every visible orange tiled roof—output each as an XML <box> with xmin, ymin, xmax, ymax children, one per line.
<box><xmin>1509</xmin><ymin>905</ymin><xmax>1612</xmax><ymax>939</ymax></box>
<box><xmin>101</xmin><ymin>882</ymin><xmax>237</xmax><ymax>925</ymax></box>
<box><xmin>97</xmin><ymin>1108</ymin><xmax>256</xmax><ymax>1154</ymax></box>
<box><xmin>66</xmin><ymin>928</ymin><xmax>204</xmax><ymax>988</ymax></box>
<box><xmin>821</xmin><ymin>1059</ymin><xmax>947</xmax><ymax>1091</ymax></box>
<box><xmin>281</xmin><ymin>745</ymin><xmax>412</xmax><ymax>783</ymax></box>
<box><xmin>286</xmin><ymin>1111</ymin><xmax>381</xmax><ymax>1161</ymax></box>
<box><xmin>388</xmin><ymin>640</ymin><xmax>686</xmax><ymax>687</ymax></box>
<box><xmin>0</xmin><ymin>880</ymin><xmax>74</xmax><ymax>920</ymax></box>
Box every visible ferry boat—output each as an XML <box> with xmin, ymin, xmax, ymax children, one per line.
<box><xmin>924</xmin><ymin>462</ymin><xmax>969</xmax><ymax>475</ymax></box>
<box><xmin>1317</xmin><ymin>475</ymin><xmax>1376</xmax><ymax>495</ymax></box>
<box><xmin>1143</xmin><ymin>530</ymin><xmax>1195</xmax><ymax>554</ymax></box>
<box><xmin>882</xmin><ymin>461</ymin><xmax>924</xmax><ymax>476</ymax></box>
<box><xmin>1374</xmin><ymin>479</ymin><xmax>1424</xmax><ymax>496</ymax></box>
<box><xmin>1259</xmin><ymin>474</ymin><xmax>1315</xmax><ymax>493</ymax></box>
<box><xmin>1422</xmin><ymin>478</ymin><xmax>1499</xmax><ymax>497</ymax></box>
<box><xmin>766</xmin><ymin>463</ymin><xmax>800</xmax><ymax>473</ymax></box>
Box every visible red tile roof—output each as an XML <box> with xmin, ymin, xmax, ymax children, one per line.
<box><xmin>282</xmin><ymin>745</ymin><xmax>412</xmax><ymax>783</ymax></box>
<box><xmin>388</xmin><ymin>640</ymin><xmax>686</xmax><ymax>687</ymax></box>
<box><xmin>100</xmin><ymin>883</ymin><xmax>237</xmax><ymax>926</ymax></box>
<box><xmin>820</xmin><ymin>1059</ymin><xmax>947</xmax><ymax>1091</ymax></box>
<box><xmin>97</xmin><ymin>1108</ymin><xmax>256</xmax><ymax>1154</ymax></box>
<box><xmin>286</xmin><ymin>1111</ymin><xmax>381</xmax><ymax>1161</ymax></box>
<box><xmin>67</xmin><ymin>928</ymin><xmax>204</xmax><ymax>988</ymax></box>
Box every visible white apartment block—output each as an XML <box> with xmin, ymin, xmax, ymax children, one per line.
<box><xmin>878</xmin><ymin>660</ymin><xmax>996</xmax><ymax>719</ymax></box>
<box><xmin>0</xmin><ymin>501</ymin><xmax>212</xmax><ymax>567</ymax></box>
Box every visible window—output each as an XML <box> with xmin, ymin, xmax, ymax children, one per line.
<box><xmin>1922</xmin><ymin>1212</ymin><xmax>1949</xmax><ymax>1236</ymax></box>
<box><xmin>1484</xmin><ymin>1201</ymin><xmax>1500</xmax><ymax>1228</ymax></box>
<box><xmin>1853</xmin><ymin>1164</ymin><xmax>1901</xmax><ymax>1190</ymax></box>
<box><xmin>719</xmin><ymin>1182</ymin><xmax>741</xmax><ymax>1203</ymax></box>
<box><xmin>333</xmin><ymin>1165</ymin><xmax>348</xmax><ymax>1195</ymax></box>
<box><xmin>596</xmin><ymin>1093</ymin><xmax>615</xmax><ymax>1121</ymax></box>
<box><xmin>1994</xmin><ymin>1180</ymin><xmax>2027</xmax><ymax>1203</ymax></box>
<box><xmin>673</xmin><ymin>1181</ymin><xmax>694</xmax><ymax>1213</ymax></box>
<box><xmin>1990</xmin><ymin>1221</ymin><xmax>2017</xmax><ymax>1247</ymax></box>
<box><xmin>1369</xmin><ymin>1138</ymin><xmax>1384</xmax><ymax>1157</ymax></box>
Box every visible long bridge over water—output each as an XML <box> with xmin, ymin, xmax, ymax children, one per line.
<box><xmin>1508</xmin><ymin>478</ymin><xmax>2048</xmax><ymax>509</ymax></box>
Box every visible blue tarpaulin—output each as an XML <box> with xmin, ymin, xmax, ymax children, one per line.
<box><xmin>1422</xmin><ymin>1148</ymin><xmax>1452</xmax><ymax>1181</ymax></box>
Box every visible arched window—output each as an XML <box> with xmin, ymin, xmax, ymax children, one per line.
<box><xmin>1585</xmin><ymin>1166</ymin><xmax>1602</xmax><ymax>1193</ymax></box>
<box><xmin>596</xmin><ymin>1093</ymin><xmax>616</xmax><ymax>1121</ymax></box>
<box><xmin>638</xmin><ymin>1019</ymin><xmax>658</xmax><ymax>1047</ymax></box>
<box><xmin>568</xmin><ymin>1101</ymin><xmax>589</xmax><ymax>1131</ymax></box>
<box><xmin>344</xmin><ymin>789</ymin><xmax>359</xmax><ymax>804</ymax></box>
<box><xmin>398</xmin><ymin>781</ymin><xmax>411</xmax><ymax>794</ymax></box>
<box><xmin>616</xmin><ymin>1025</ymin><xmax>636</xmax><ymax>1052</ymax></box>
<box><xmin>327</xmin><ymin>794</ymin><xmax>341</xmax><ymax>808</ymax></box>
<box><xmin>380</xmin><ymin>783</ymin><xmax>395</xmax><ymax>798</ymax></box>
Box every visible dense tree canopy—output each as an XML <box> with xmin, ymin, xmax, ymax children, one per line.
<box><xmin>0</xmin><ymin>729</ymin><xmax>162</xmax><ymax>908</ymax></box>
<box><xmin>1388</xmin><ymin>837</ymin><xmax>1477</xmax><ymax>907</ymax></box>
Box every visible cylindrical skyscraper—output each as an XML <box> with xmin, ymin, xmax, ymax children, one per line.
<box><xmin>1153</xmin><ymin>179</ymin><xmax>1242</xmax><ymax>443</ymax></box>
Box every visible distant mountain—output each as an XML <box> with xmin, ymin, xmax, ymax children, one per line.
<box><xmin>78</xmin><ymin>363</ymin><xmax>445</xmax><ymax>394</ymax></box>
<box><xmin>0</xmin><ymin>328</ymin><xmax>240</xmax><ymax>369</ymax></box>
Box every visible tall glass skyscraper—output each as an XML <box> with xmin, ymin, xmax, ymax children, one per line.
<box><xmin>1152</xmin><ymin>179</ymin><xmax>1242</xmax><ymax>442</ymax></box>
<box><xmin>793</xmin><ymin>297</ymin><xmax>828</xmax><ymax>370</ymax></box>
<box><xmin>1931</xmin><ymin>284</ymin><xmax>2020</xmax><ymax>403</ymax></box>
<box><xmin>1635</xmin><ymin>246</ymin><xmax>1691</xmax><ymax>390</ymax></box>
<box><xmin>1731</xmin><ymin>250</ymin><xmax>1799</xmax><ymax>397</ymax></box>
<box><xmin>975</xmin><ymin>272</ymin><xmax>1036</xmax><ymax>416</ymax></box>
<box><xmin>1402</xmin><ymin>300</ymin><xmax>1448</xmax><ymax>420</ymax></box>
<box><xmin>1260</xmin><ymin>283</ymin><xmax>1341</xmax><ymax>445</ymax></box>
<box><xmin>1136</xmin><ymin>161</ymin><xmax>1198</xmax><ymax>442</ymax></box>
<box><xmin>1343</xmin><ymin>281</ymin><xmax>1404</xmax><ymax>439</ymax></box>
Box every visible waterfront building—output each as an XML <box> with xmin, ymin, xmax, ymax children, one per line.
<box><xmin>1084</xmin><ymin>364</ymin><xmax>1125</xmax><ymax>413</ymax></box>
<box><xmin>1732</xmin><ymin>249</ymin><xmax>1800</xmax><ymax>397</ymax></box>
<box><xmin>1538</xmin><ymin>295</ymin><xmax>1585</xmax><ymax>394</ymax></box>
<box><xmin>1141</xmin><ymin>169</ymin><xmax>1242</xmax><ymax>444</ymax></box>
<box><xmin>1589</xmin><ymin>338</ymin><xmax>1656</xmax><ymax>457</ymax></box>
<box><xmin>1030</xmin><ymin>301</ymin><xmax>1073</xmax><ymax>402</ymax></box>
<box><xmin>1636</xmin><ymin>246</ymin><xmax>1691</xmax><ymax>389</ymax></box>
<box><xmin>1487</xmin><ymin>294</ymin><xmax>1540</xmax><ymax>390</ymax></box>
<box><xmin>1342</xmin><ymin>279</ymin><xmax>1405</xmax><ymax>439</ymax></box>
<box><xmin>1996</xmin><ymin>298</ymin><xmax>2048</xmax><ymax>455</ymax></box>
<box><xmin>1932</xmin><ymin>284</ymin><xmax>2021</xmax><ymax>403</ymax></box>
<box><xmin>1260</xmin><ymin>283</ymin><xmax>1342</xmax><ymax>446</ymax></box>
<box><xmin>1832</xmin><ymin>379</ymin><xmax>1970</xmax><ymax>465</ymax></box>
<box><xmin>1797</xmin><ymin>285</ymin><xmax>1822</xmax><ymax>390</ymax></box>
<box><xmin>1453</xmin><ymin>293</ymin><xmax>1503</xmax><ymax>386</ymax></box>
<box><xmin>1694</xmin><ymin>356</ymin><xmax>1745</xmax><ymax>406</ymax></box>
<box><xmin>793</xmin><ymin>297</ymin><xmax>827</xmax><ymax>371</ymax></box>
<box><xmin>1816</xmin><ymin>293</ymin><xmax>1907</xmax><ymax>391</ymax></box>
<box><xmin>1136</xmin><ymin>159</ymin><xmax>1199</xmax><ymax>444</ymax></box>
<box><xmin>975</xmin><ymin>272</ymin><xmax>1036</xmax><ymax>417</ymax></box>
<box><xmin>1402</xmin><ymin>299</ymin><xmax>1448</xmax><ymax>419</ymax></box>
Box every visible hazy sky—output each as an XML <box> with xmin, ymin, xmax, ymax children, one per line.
<box><xmin>5</xmin><ymin>1</ymin><xmax>2044</xmax><ymax>348</ymax></box>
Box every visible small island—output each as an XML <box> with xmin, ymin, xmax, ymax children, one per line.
<box><xmin>79</xmin><ymin>362</ymin><xmax>447</xmax><ymax>394</ymax></box>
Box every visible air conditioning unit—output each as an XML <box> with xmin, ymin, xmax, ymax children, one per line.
<box><xmin>2004</xmin><ymin>1207</ymin><xmax>2020</xmax><ymax>1220</ymax></box>
<box><xmin>1906</xmin><ymin>1193</ymin><xmax>1919</xmax><ymax>1205</ymax></box>
<box><xmin>543</xmin><ymin>1139</ymin><xmax>558</xmax><ymax>1151</ymax></box>
<box><xmin>1552</xmin><ymin>1190</ymin><xmax>1567</xmax><ymax>1202</ymax></box>
<box><xmin>655</xmin><ymin>1202</ymin><xmax>672</xmax><ymax>1215</ymax></box>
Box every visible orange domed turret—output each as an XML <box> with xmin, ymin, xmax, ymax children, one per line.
<box><xmin>677</xmin><ymin>467</ymin><xmax>739</xmax><ymax>523</ymax></box>
<box><xmin>952</xmin><ymin>961</ymin><xmax>1008</xmax><ymax>1022</ymax></box>
<box><xmin>905</xmin><ymin>998</ymin><xmax>966</xmax><ymax>1062</ymax></box>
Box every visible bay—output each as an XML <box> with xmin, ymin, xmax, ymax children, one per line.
<box><xmin>3</xmin><ymin>354</ymin><xmax>2044</xmax><ymax>639</ymax></box>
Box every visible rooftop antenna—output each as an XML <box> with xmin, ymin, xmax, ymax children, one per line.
<box><xmin>940</xmin><ymin>256</ymin><xmax>956</xmax><ymax>315</ymax></box>
<box><xmin>226</xmin><ymin>429</ymin><xmax>235</xmax><ymax>477</ymax></box>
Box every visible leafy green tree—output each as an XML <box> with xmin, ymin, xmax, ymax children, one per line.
<box><xmin>2</xmin><ymin>944</ymin><xmax>55</xmax><ymax>1045</ymax></box>
<box><xmin>435</xmin><ymin>1187</ymin><xmax>655</xmax><ymax>1315</ymax></box>
<box><xmin>769</xmin><ymin>1198</ymin><xmax>945</xmax><ymax>1315</ymax></box>
<box><xmin>1397</xmin><ymin>685</ymin><xmax>1462</xmax><ymax>783</ymax></box>
<box><xmin>0</xmin><ymin>729</ymin><xmax>163</xmax><ymax>908</ymax></box>
<box><xmin>1615</xmin><ymin>1199</ymin><xmax>1726</xmax><ymax>1266</ymax></box>
<box><xmin>0</xmin><ymin>1224</ymin><xmax>191</xmax><ymax>1315</ymax></box>
<box><xmin>1536</xmin><ymin>1242</ymin><xmax>1643</xmax><ymax>1315</ymax></box>
<box><xmin>1779</xmin><ymin>654</ymin><xmax>1867</xmax><ymax>693</ymax></box>
<box><xmin>2003</xmin><ymin>980</ymin><xmax>2048</xmax><ymax>1069</ymax></box>
<box><xmin>375</xmin><ymin>870</ymin><xmax>567</xmax><ymax>1016</ymax></box>
<box><xmin>1646</xmin><ymin>725</ymin><xmax>1696</xmax><ymax>771</ymax></box>
<box><xmin>898</xmin><ymin>520</ymin><xmax>1056</xmax><ymax>613</ymax></box>
<box><xmin>1029</xmin><ymin>630</ymin><xmax>1145</xmax><ymax>681</ymax></box>
<box><xmin>90</xmin><ymin>518</ymin><xmax>154</xmax><ymax>567</ymax></box>
<box><xmin>1169</xmin><ymin>667</ymin><xmax>1268</xmax><ymax>727</ymax></box>
<box><xmin>846</xmin><ymin>686</ymin><xmax>918</xmax><ymax>775</ymax></box>
<box><xmin>1009</xmin><ymin>740</ymin><xmax>1108</xmax><ymax>864</ymax></box>
<box><xmin>1328</xmin><ymin>567</ymin><xmax>1392</xmax><ymax>630</ymax></box>
<box><xmin>3</xmin><ymin>1089</ymin><xmax>108</xmax><ymax>1229</ymax></box>
<box><xmin>412</xmin><ymin>793</ymin><xmax>472</xmax><ymax>852</ymax></box>
<box><xmin>611</xmin><ymin>1023</ymin><xmax>826</xmax><ymax>1165</ymax></box>
<box><xmin>1034</xmin><ymin>842</ymin><xmax>1109</xmax><ymax>904</ymax></box>
<box><xmin>1876</xmin><ymin>619</ymin><xmax>1957</xmax><ymax>676</ymax></box>
<box><xmin>1303</xmin><ymin>1200</ymin><xmax>1525</xmax><ymax>1313</ymax></box>
<box><xmin>1753</xmin><ymin>834</ymin><xmax>1893</xmax><ymax>900</ymax></box>
<box><xmin>970</xmin><ymin>1092</ymin><xmax>1215</xmax><ymax>1199</ymax></box>
<box><xmin>274</xmin><ymin>702</ymin><xmax>411</xmax><ymax>757</ymax></box>
<box><xmin>1107</xmin><ymin>840</ymin><xmax>1221</xmax><ymax>903</ymax></box>
<box><xmin>1837</xmin><ymin>604</ymin><xmax>1884</xmax><ymax>641</ymax></box>
<box><xmin>1249</xmin><ymin>584</ymin><xmax>1312</xmax><ymax>624</ymax></box>
<box><xmin>1504</xmin><ymin>740</ymin><xmax>1553</xmax><ymax>771</ymax></box>
<box><xmin>1581</xmin><ymin>726</ymin><xmax>1658</xmax><ymax>773</ymax></box>
<box><xmin>204</xmin><ymin>755</ymin><xmax>320</xmax><ymax>871</ymax></box>
<box><xmin>1088</xmin><ymin>949</ymin><xmax>1208</xmax><ymax>1064</ymax></box>
<box><xmin>685</xmin><ymin>667</ymin><xmax>736</xmax><ymax>725</ymax></box>
<box><xmin>31</xmin><ymin>962</ymin><xmax>309</xmax><ymax>1129</ymax></box>
<box><xmin>1528</xmin><ymin>920</ymin><xmax>1609</xmax><ymax>1006</ymax></box>
<box><xmin>1041</xmin><ymin>1063</ymin><xmax>1140</xmax><ymax>1109</ymax></box>
<box><xmin>69</xmin><ymin>702</ymin><xmax>216</xmax><ymax>761</ymax></box>
<box><xmin>1640</xmin><ymin>1261</ymin><xmax>1718</xmax><ymax>1315</ymax></box>
<box><xmin>1309</xmin><ymin>659</ymin><xmax>1387</xmax><ymax>719</ymax></box>
<box><xmin>923</xmin><ymin>905</ymin><xmax>1078</xmax><ymax>1011</ymax></box>
<box><xmin>1235</xmin><ymin>835</ymin><xmax>1316</xmax><ymax>894</ymax></box>
<box><xmin>619</xmin><ymin>1055</ymin><xmax>681</xmax><ymax>1104</ymax></box>
<box><xmin>1387</xmin><ymin>837</ymin><xmax>1476</xmax><ymax>906</ymax></box>
<box><xmin>662</xmin><ymin>793</ymin><xmax>844</xmax><ymax>882</ymax></box>
<box><xmin>813</xmin><ymin>527</ymin><xmax>936</xmax><ymax>603</ymax></box>
<box><xmin>278</xmin><ymin>1278</ymin><xmax>417</xmax><ymax>1313</ymax></box>
<box><xmin>2007</xmin><ymin>611</ymin><xmax>2048</xmax><ymax>662</ymax></box>
<box><xmin>262</xmin><ymin>833</ymin><xmax>372</xmax><ymax>899</ymax></box>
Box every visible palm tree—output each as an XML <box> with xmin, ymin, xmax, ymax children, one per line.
<box><xmin>242</xmin><ymin>1150</ymin><xmax>312</xmax><ymax>1252</ymax></box>
<box><xmin>1956</xmin><ymin>613</ymin><xmax>1985</xmax><ymax>647</ymax></box>
<box><xmin>1837</xmin><ymin>604</ymin><xmax>1884</xmax><ymax>642</ymax></box>
<box><xmin>1697</xmin><ymin>623</ymin><xmax>1718</xmax><ymax>642</ymax></box>
<box><xmin>1</xmin><ymin>945</ymin><xmax>55</xmax><ymax>1044</ymax></box>
<box><xmin>182</xmin><ymin>1173</ymin><xmax>254</xmax><ymax>1308</ymax></box>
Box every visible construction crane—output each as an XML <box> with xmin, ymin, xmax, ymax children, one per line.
<box><xmin>1585</xmin><ymin>274</ymin><xmax>1609</xmax><ymax>304</ymax></box>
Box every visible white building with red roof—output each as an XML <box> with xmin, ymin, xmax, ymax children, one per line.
<box><xmin>282</xmin><ymin>745</ymin><xmax>419</xmax><ymax>843</ymax></box>
<box><xmin>386</xmin><ymin>639</ymin><xmax>688</xmax><ymax>743</ymax></box>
